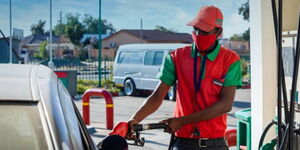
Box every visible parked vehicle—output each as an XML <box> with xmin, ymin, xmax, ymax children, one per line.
<box><xmin>0</xmin><ymin>64</ymin><xmax>97</xmax><ymax>150</ymax></box>
<box><xmin>19</xmin><ymin>48</ymin><xmax>28</xmax><ymax>63</ymax></box>
<box><xmin>113</xmin><ymin>43</ymin><xmax>188</xmax><ymax>100</ymax></box>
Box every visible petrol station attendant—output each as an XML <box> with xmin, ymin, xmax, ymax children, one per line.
<box><xmin>127</xmin><ymin>5</ymin><xmax>242</xmax><ymax>150</ymax></box>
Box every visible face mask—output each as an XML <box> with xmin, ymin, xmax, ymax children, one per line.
<box><xmin>192</xmin><ymin>32</ymin><xmax>217</xmax><ymax>51</ymax></box>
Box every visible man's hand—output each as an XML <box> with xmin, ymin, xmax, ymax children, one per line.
<box><xmin>126</xmin><ymin>119</ymin><xmax>138</xmax><ymax>140</ymax></box>
<box><xmin>160</xmin><ymin>117</ymin><xmax>184</xmax><ymax>134</ymax></box>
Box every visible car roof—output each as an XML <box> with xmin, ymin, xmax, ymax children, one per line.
<box><xmin>118</xmin><ymin>43</ymin><xmax>189</xmax><ymax>50</ymax></box>
<box><xmin>0</xmin><ymin>64</ymin><xmax>56</xmax><ymax>101</ymax></box>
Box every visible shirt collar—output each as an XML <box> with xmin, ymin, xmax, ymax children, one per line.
<box><xmin>190</xmin><ymin>42</ymin><xmax>221</xmax><ymax>61</ymax></box>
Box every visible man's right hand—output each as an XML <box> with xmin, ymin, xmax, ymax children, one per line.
<box><xmin>126</xmin><ymin>119</ymin><xmax>138</xmax><ymax>140</ymax></box>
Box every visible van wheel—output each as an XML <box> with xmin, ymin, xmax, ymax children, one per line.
<box><xmin>166</xmin><ymin>85</ymin><xmax>176</xmax><ymax>101</ymax></box>
<box><xmin>124</xmin><ymin>79</ymin><xmax>136</xmax><ymax>96</ymax></box>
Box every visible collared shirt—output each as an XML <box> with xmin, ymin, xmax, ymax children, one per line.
<box><xmin>157</xmin><ymin>42</ymin><xmax>242</xmax><ymax>139</ymax></box>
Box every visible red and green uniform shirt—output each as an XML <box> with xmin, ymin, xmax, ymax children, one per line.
<box><xmin>157</xmin><ymin>42</ymin><xmax>242</xmax><ymax>139</ymax></box>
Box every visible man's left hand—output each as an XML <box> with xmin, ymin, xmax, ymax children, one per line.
<box><xmin>160</xmin><ymin>117</ymin><xmax>184</xmax><ymax>134</ymax></box>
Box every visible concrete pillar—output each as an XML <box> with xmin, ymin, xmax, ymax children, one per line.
<box><xmin>250</xmin><ymin>0</ymin><xmax>277</xmax><ymax>149</ymax></box>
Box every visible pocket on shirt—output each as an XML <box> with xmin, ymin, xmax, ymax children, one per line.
<box><xmin>203</xmin><ymin>77</ymin><xmax>224</xmax><ymax>96</ymax></box>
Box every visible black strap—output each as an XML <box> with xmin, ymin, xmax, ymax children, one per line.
<box><xmin>174</xmin><ymin>137</ymin><xmax>228</xmax><ymax>147</ymax></box>
<box><xmin>193</xmin><ymin>49</ymin><xmax>207</xmax><ymax>93</ymax></box>
<box><xmin>168</xmin><ymin>134</ymin><xmax>175</xmax><ymax>150</ymax></box>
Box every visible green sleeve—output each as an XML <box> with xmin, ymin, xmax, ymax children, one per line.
<box><xmin>156</xmin><ymin>53</ymin><xmax>176</xmax><ymax>86</ymax></box>
<box><xmin>224</xmin><ymin>60</ymin><xmax>242</xmax><ymax>88</ymax></box>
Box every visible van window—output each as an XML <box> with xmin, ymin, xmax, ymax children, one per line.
<box><xmin>117</xmin><ymin>51</ymin><xmax>144</xmax><ymax>64</ymax></box>
<box><xmin>144</xmin><ymin>51</ymin><xmax>163</xmax><ymax>66</ymax></box>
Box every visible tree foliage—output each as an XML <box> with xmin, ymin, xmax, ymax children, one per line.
<box><xmin>155</xmin><ymin>25</ymin><xmax>176</xmax><ymax>33</ymax></box>
<box><xmin>83</xmin><ymin>14</ymin><xmax>116</xmax><ymax>34</ymax></box>
<box><xmin>64</xmin><ymin>13</ymin><xmax>84</xmax><ymax>46</ymax></box>
<box><xmin>34</xmin><ymin>41</ymin><xmax>48</xmax><ymax>59</ymax></box>
<box><xmin>238</xmin><ymin>1</ymin><xmax>249</xmax><ymax>21</ymax></box>
<box><xmin>51</xmin><ymin>13</ymin><xmax>116</xmax><ymax>46</ymax></box>
<box><xmin>231</xmin><ymin>2</ymin><xmax>250</xmax><ymax>41</ymax></box>
<box><xmin>230</xmin><ymin>28</ymin><xmax>250</xmax><ymax>41</ymax></box>
<box><xmin>240</xmin><ymin>59</ymin><xmax>248</xmax><ymax>77</ymax></box>
<box><xmin>53</xmin><ymin>23</ymin><xmax>66</xmax><ymax>36</ymax></box>
<box><xmin>31</xmin><ymin>20</ymin><xmax>46</xmax><ymax>35</ymax></box>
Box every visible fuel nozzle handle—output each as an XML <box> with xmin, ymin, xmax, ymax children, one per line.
<box><xmin>133</xmin><ymin>123</ymin><xmax>167</xmax><ymax>131</ymax></box>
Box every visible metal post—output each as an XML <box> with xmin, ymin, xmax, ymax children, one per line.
<box><xmin>140</xmin><ymin>19</ymin><xmax>143</xmax><ymax>43</ymax></box>
<box><xmin>9</xmin><ymin>0</ymin><xmax>12</xmax><ymax>63</ymax></box>
<box><xmin>48</xmin><ymin>0</ymin><xmax>54</xmax><ymax>69</ymax></box>
<box><xmin>98</xmin><ymin>0</ymin><xmax>102</xmax><ymax>87</ymax></box>
<box><xmin>289</xmin><ymin>12</ymin><xmax>300</xmax><ymax>150</ymax></box>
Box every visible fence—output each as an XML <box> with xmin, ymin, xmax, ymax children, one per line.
<box><xmin>28</xmin><ymin>56</ymin><xmax>114</xmax><ymax>82</ymax></box>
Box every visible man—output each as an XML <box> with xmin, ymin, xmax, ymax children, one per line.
<box><xmin>126</xmin><ymin>5</ymin><xmax>242</xmax><ymax>150</ymax></box>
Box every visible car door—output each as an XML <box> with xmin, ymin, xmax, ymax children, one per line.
<box><xmin>141</xmin><ymin>50</ymin><xmax>164</xmax><ymax>90</ymax></box>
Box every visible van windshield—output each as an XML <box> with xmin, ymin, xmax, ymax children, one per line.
<box><xmin>0</xmin><ymin>102</ymin><xmax>48</xmax><ymax>150</ymax></box>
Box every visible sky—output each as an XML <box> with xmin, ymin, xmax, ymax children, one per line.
<box><xmin>0</xmin><ymin>0</ymin><xmax>249</xmax><ymax>38</ymax></box>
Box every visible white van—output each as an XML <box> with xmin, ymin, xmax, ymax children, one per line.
<box><xmin>113</xmin><ymin>43</ymin><xmax>188</xmax><ymax>100</ymax></box>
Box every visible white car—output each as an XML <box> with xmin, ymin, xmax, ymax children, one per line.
<box><xmin>0</xmin><ymin>64</ymin><xmax>98</xmax><ymax>150</ymax></box>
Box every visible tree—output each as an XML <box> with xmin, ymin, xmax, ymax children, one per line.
<box><xmin>83</xmin><ymin>14</ymin><xmax>116</xmax><ymax>34</ymax></box>
<box><xmin>155</xmin><ymin>25</ymin><xmax>176</xmax><ymax>33</ymax></box>
<box><xmin>64</xmin><ymin>13</ymin><xmax>84</xmax><ymax>46</ymax></box>
<box><xmin>34</xmin><ymin>41</ymin><xmax>48</xmax><ymax>59</ymax></box>
<box><xmin>31</xmin><ymin>20</ymin><xmax>46</xmax><ymax>35</ymax></box>
<box><xmin>238</xmin><ymin>1</ymin><xmax>250</xmax><ymax>41</ymax></box>
<box><xmin>53</xmin><ymin>23</ymin><xmax>67</xmax><ymax>36</ymax></box>
<box><xmin>238</xmin><ymin>1</ymin><xmax>249</xmax><ymax>21</ymax></box>
<box><xmin>240</xmin><ymin>59</ymin><xmax>248</xmax><ymax>77</ymax></box>
<box><xmin>230</xmin><ymin>34</ymin><xmax>245</xmax><ymax>41</ymax></box>
<box><xmin>83</xmin><ymin>14</ymin><xmax>99</xmax><ymax>34</ymax></box>
<box><xmin>230</xmin><ymin>1</ymin><xmax>250</xmax><ymax>41</ymax></box>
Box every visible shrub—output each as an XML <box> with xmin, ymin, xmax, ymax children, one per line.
<box><xmin>77</xmin><ymin>79</ymin><xmax>120</xmax><ymax>94</ymax></box>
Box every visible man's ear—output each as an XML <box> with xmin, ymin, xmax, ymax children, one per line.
<box><xmin>217</xmin><ymin>28</ymin><xmax>223</xmax><ymax>35</ymax></box>
<box><xmin>217</xmin><ymin>28</ymin><xmax>223</xmax><ymax>39</ymax></box>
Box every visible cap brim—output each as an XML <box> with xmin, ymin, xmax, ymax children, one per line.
<box><xmin>187</xmin><ymin>20</ymin><xmax>215</xmax><ymax>32</ymax></box>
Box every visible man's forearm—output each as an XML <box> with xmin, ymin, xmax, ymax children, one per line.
<box><xmin>130</xmin><ymin>94</ymin><xmax>163</xmax><ymax>122</ymax></box>
<box><xmin>130</xmin><ymin>82</ymin><xmax>170</xmax><ymax>123</ymax></box>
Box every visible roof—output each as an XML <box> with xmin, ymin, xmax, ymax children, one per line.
<box><xmin>104</xmin><ymin>29</ymin><xmax>193</xmax><ymax>43</ymax></box>
<box><xmin>118</xmin><ymin>43</ymin><xmax>189</xmax><ymax>50</ymax></box>
<box><xmin>80</xmin><ymin>34</ymin><xmax>109</xmax><ymax>43</ymax></box>
<box><xmin>21</xmin><ymin>34</ymin><xmax>60</xmax><ymax>45</ymax></box>
<box><xmin>0</xmin><ymin>64</ymin><xmax>57</xmax><ymax>101</ymax></box>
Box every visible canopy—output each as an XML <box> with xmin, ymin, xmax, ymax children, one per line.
<box><xmin>283</xmin><ymin>0</ymin><xmax>300</xmax><ymax>31</ymax></box>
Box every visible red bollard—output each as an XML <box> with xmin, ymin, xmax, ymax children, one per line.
<box><xmin>82</xmin><ymin>88</ymin><xmax>114</xmax><ymax>130</ymax></box>
<box><xmin>225</xmin><ymin>129</ymin><xmax>237</xmax><ymax>147</ymax></box>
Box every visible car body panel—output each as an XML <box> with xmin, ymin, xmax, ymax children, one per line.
<box><xmin>0</xmin><ymin>64</ymin><xmax>96</xmax><ymax>150</ymax></box>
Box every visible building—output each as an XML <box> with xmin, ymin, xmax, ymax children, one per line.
<box><xmin>20</xmin><ymin>34</ymin><xmax>75</xmax><ymax>59</ymax></box>
<box><xmin>102</xmin><ymin>29</ymin><xmax>192</xmax><ymax>49</ymax></box>
<box><xmin>221</xmin><ymin>39</ymin><xmax>250</xmax><ymax>61</ymax></box>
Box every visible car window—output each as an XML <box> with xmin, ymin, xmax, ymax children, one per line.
<box><xmin>144</xmin><ymin>51</ymin><xmax>163</xmax><ymax>65</ymax></box>
<box><xmin>0</xmin><ymin>102</ymin><xmax>48</xmax><ymax>150</ymax></box>
<box><xmin>153</xmin><ymin>51</ymin><xmax>164</xmax><ymax>65</ymax></box>
<box><xmin>58</xmin><ymin>81</ymin><xmax>84</xmax><ymax>149</ymax></box>
<box><xmin>117</xmin><ymin>51</ymin><xmax>144</xmax><ymax>64</ymax></box>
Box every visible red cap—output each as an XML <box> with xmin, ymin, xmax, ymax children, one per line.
<box><xmin>187</xmin><ymin>5</ymin><xmax>223</xmax><ymax>32</ymax></box>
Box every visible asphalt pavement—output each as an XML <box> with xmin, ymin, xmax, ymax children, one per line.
<box><xmin>74</xmin><ymin>89</ymin><xmax>251</xmax><ymax>150</ymax></box>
